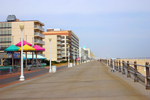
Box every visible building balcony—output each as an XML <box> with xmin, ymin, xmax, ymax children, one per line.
<box><xmin>34</xmin><ymin>25</ymin><xmax>44</xmax><ymax>31</ymax></box>
<box><xmin>57</xmin><ymin>51</ymin><xmax>62</xmax><ymax>54</ymax></box>
<box><xmin>34</xmin><ymin>39</ymin><xmax>45</xmax><ymax>45</ymax></box>
<box><xmin>57</xmin><ymin>46</ymin><xmax>62</xmax><ymax>49</ymax></box>
<box><xmin>34</xmin><ymin>32</ymin><xmax>45</xmax><ymax>39</ymax></box>
<box><xmin>57</xmin><ymin>42</ymin><xmax>62</xmax><ymax>45</ymax></box>
<box><xmin>57</xmin><ymin>56</ymin><xmax>62</xmax><ymax>58</ymax></box>
<box><xmin>57</xmin><ymin>37</ymin><xmax>62</xmax><ymax>41</ymax></box>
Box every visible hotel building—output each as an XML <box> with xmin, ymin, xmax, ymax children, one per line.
<box><xmin>0</xmin><ymin>15</ymin><xmax>45</xmax><ymax>64</ymax></box>
<box><xmin>43</xmin><ymin>29</ymin><xmax>79</xmax><ymax>61</ymax></box>
<box><xmin>43</xmin><ymin>34</ymin><xmax>63</xmax><ymax>62</ymax></box>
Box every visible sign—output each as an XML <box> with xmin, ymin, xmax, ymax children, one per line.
<box><xmin>4</xmin><ymin>52</ymin><xmax>20</xmax><ymax>58</ymax></box>
<box><xmin>83</xmin><ymin>46</ymin><xmax>86</xmax><ymax>49</ymax></box>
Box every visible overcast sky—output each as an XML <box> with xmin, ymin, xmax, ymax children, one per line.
<box><xmin>0</xmin><ymin>0</ymin><xmax>150</xmax><ymax>59</ymax></box>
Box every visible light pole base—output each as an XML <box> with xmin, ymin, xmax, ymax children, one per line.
<box><xmin>19</xmin><ymin>76</ymin><xmax>25</xmax><ymax>81</ymax></box>
<box><xmin>111</xmin><ymin>69</ymin><xmax>115</xmax><ymax>72</ymax></box>
<box><xmin>49</xmin><ymin>69</ymin><xmax>52</xmax><ymax>73</ymax></box>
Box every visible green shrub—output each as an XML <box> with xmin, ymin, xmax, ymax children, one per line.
<box><xmin>45</xmin><ymin>60</ymin><xmax>50</xmax><ymax>66</ymax></box>
<box><xmin>60</xmin><ymin>60</ymin><xmax>68</xmax><ymax>63</ymax></box>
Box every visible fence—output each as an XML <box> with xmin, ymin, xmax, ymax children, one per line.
<box><xmin>101</xmin><ymin>59</ymin><xmax>150</xmax><ymax>90</ymax></box>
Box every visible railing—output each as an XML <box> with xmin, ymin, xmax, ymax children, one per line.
<box><xmin>34</xmin><ymin>32</ymin><xmax>45</xmax><ymax>39</ymax></box>
<box><xmin>57</xmin><ymin>51</ymin><xmax>62</xmax><ymax>54</ymax></box>
<box><xmin>57</xmin><ymin>37</ymin><xmax>62</xmax><ymax>40</ymax></box>
<box><xmin>57</xmin><ymin>56</ymin><xmax>62</xmax><ymax>58</ymax></box>
<box><xmin>34</xmin><ymin>39</ymin><xmax>45</xmax><ymax>45</ymax></box>
<box><xmin>57</xmin><ymin>46</ymin><xmax>62</xmax><ymax>49</ymax></box>
<box><xmin>57</xmin><ymin>42</ymin><xmax>62</xmax><ymax>45</ymax></box>
<box><xmin>34</xmin><ymin>25</ymin><xmax>44</xmax><ymax>31</ymax></box>
<box><xmin>102</xmin><ymin>59</ymin><xmax>150</xmax><ymax>90</ymax></box>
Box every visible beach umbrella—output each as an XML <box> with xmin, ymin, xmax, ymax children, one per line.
<box><xmin>16</xmin><ymin>40</ymin><xmax>32</xmax><ymax>46</ymax></box>
<box><xmin>32</xmin><ymin>45</ymin><xmax>45</xmax><ymax>67</ymax></box>
<box><xmin>4</xmin><ymin>45</ymin><xmax>19</xmax><ymax>51</ymax></box>
<box><xmin>4</xmin><ymin>45</ymin><xmax>19</xmax><ymax>69</ymax></box>
<box><xmin>18</xmin><ymin>44</ymin><xmax>35</xmax><ymax>68</ymax></box>
<box><xmin>32</xmin><ymin>45</ymin><xmax>45</xmax><ymax>51</ymax></box>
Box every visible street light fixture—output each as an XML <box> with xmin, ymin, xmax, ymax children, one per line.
<box><xmin>73</xmin><ymin>48</ymin><xmax>75</xmax><ymax>66</ymax></box>
<box><xmin>80</xmin><ymin>51</ymin><xmax>81</xmax><ymax>64</ymax></box>
<box><xmin>49</xmin><ymin>38</ymin><xmax>52</xmax><ymax>73</ymax></box>
<box><xmin>19</xmin><ymin>24</ymin><xmax>25</xmax><ymax>81</ymax></box>
<box><xmin>68</xmin><ymin>45</ymin><xmax>70</xmax><ymax>67</ymax></box>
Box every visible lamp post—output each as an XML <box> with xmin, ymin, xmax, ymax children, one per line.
<box><xmin>19</xmin><ymin>24</ymin><xmax>25</xmax><ymax>81</ymax></box>
<box><xmin>77</xmin><ymin>49</ymin><xmax>79</xmax><ymax>65</ymax></box>
<box><xmin>73</xmin><ymin>48</ymin><xmax>75</xmax><ymax>66</ymax></box>
<box><xmin>68</xmin><ymin>45</ymin><xmax>70</xmax><ymax>67</ymax></box>
<box><xmin>80</xmin><ymin>51</ymin><xmax>81</xmax><ymax>64</ymax></box>
<box><xmin>49</xmin><ymin>38</ymin><xmax>52</xmax><ymax>73</ymax></box>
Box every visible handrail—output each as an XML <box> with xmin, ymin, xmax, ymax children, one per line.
<box><xmin>102</xmin><ymin>59</ymin><xmax>150</xmax><ymax>90</ymax></box>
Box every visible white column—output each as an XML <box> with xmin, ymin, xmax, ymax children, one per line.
<box><xmin>68</xmin><ymin>45</ymin><xmax>70</xmax><ymax>67</ymax></box>
<box><xmin>49</xmin><ymin>38</ymin><xmax>52</xmax><ymax>73</ymax></box>
<box><xmin>77</xmin><ymin>50</ymin><xmax>79</xmax><ymax>65</ymax></box>
<box><xmin>19</xmin><ymin>24</ymin><xmax>25</xmax><ymax>81</ymax></box>
<box><xmin>73</xmin><ymin>48</ymin><xmax>75</xmax><ymax>66</ymax></box>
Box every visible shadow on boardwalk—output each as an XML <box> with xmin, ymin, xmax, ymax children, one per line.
<box><xmin>0</xmin><ymin>61</ymin><xmax>150</xmax><ymax>100</ymax></box>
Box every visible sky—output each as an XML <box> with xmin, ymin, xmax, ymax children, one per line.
<box><xmin>0</xmin><ymin>0</ymin><xmax>150</xmax><ymax>59</ymax></box>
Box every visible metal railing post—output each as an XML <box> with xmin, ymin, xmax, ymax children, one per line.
<box><xmin>134</xmin><ymin>61</ymin><xmax>138</xmax><ymax>82</ymax></box>
<box><xmin>146</xmin><ymin>62</ymin><xmax>150</xmax><ymax>90</ymax></box>
<box><xmin>127</xmin><ymin>61</ymin><xmax>130</xmax><ymax>78</ymax></box>
<box><xmin>122</xmin><ymin>61</ymin><xmax>125</xmax><ymax>75</ymax></box>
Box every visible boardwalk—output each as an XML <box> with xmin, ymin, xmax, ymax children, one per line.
<box><xmin>0</xmin><ymin>61</ymin><xmax>150</xmax><ymax>100</ymax></box>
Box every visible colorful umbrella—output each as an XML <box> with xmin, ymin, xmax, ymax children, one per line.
<box><xmin>4</xmin><ymin>45</ymin><xmax>19</xmax><ymax>51</ymax></box>
<box><xmin>18</xmin><ymin>44</ymin><xmax>35</xmax><ymax>51</ymax></box>
<box><xmin>16</xmin><ymin>40</ymin><xmax>32</xmax><ymax>46</ymax></box>
<box><xmin>33</xmin><ymin>45</ymin><xmax>45</xmax><ymax>51</ymax></box>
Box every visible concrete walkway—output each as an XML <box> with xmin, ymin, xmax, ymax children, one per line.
<box><xmin>0</xmin><ymin>61</ymin><xmax>150</xmax><ymax>100</ymax></box>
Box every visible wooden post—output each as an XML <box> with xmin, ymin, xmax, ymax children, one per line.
<box><xmin>146</xmin><ymin>62</ymin><xmax>150</xmax><ymax>90</ymax></box>
<box><xmin>26</xmin><ymin>52</ymin><xmax>27</xmax><ymax>68</ymax></box>
<box><xmin>119</xmin><ymin>60</ymin><xmax>121</xmax><ymax>72</ymax></box>
<box><xmin>116</xmin><ymin>61</ymin><xmax>118</xmax><ymax>71</ymax></box>
<box><xmin>11</xmin><ymin>52</ymin><xmax>14</xmax><ymax>73</ymax></box>
<box><xmin>111</xmin><ymin>59</ymin><xmax>113</xmax><ymax>68</ymax></box>
<box><xmin>122</xmin><ymin>61</ymin><xmax>125</xmax><ymax>75</ymax></box>
<box><xmin>127</xmin><ymin>61</ymin><xmax>130</xmax><ymax>78</ymax></box>
<box><xmin>134</xmin><ymin>61</ymin><xmax>138</xmax><ymax>82</ymax></box>
<box><xmin>36</xmin><ymin>51</ymin><xmax>38</xmax><ymax>68</ymax></box>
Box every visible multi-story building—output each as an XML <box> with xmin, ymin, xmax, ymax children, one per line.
<box><xmin>79</xmin><ymin>47</ymin><xmax>86</xmax><ymax>61</ymax></box>
<box><xmin>43</xmin><ymin>29</ymin><xmax>79</xmax><ymax>61</ymax></box>
<box><xmin>0</xmin><ymin>15</ymin><xmax>45</xmax><ymax>63</ymax></box>
<box><xmin>84</xmin><ymin>48</ymin><xmax>91</xmax><ymax>60</ymax></box>
<box><xmin>43</xmin><ymin>34</ymin><xmax>63</xmax><ymax>62</ymax></box>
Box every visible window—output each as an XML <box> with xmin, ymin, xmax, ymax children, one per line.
<box><xmin>0</xmin><ymin>23</ymin><xmax>11</xmax><ymax>29</ymax></box>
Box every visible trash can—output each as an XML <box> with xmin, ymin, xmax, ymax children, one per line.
<box><xmin>52</xmin><ymin>66</ymin><xmax>56</xmax><ymax>73</ymax></box>
<box><xmin>70</xmin><ymin>63</ymin><xmax>73</xmax><ymax>67</ymax></box>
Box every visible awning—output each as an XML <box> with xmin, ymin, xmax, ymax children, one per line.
<box><xmin>23</xmin><ymin>54</ymin><xmax>46</xmax><ymax>60</ymax></box>
<box><xmin>4</xmin><ymin>45</ymin><xmax>19</xmax><ymax>51</ymax></box>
